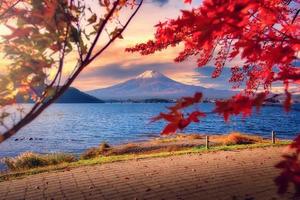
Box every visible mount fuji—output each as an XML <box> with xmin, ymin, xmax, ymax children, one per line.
<box><xmin>87</xmin><ymin>70</ymin><xmax>236</xmax><ymax>100</ymax></box>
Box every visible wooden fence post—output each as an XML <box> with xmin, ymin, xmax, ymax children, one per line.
<box><xmin>272</xmin><ymin>131</ymin><xmax>276</xmax><ymax>144</ymax></box>
<box><xmin>206</xmin><ymin>136</ymin><xmax>209</xmax><ymax>149</ymax></box>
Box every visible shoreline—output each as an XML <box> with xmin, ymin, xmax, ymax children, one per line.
<box><xmin>0</xmin><ymin>143</ymin><xmax>291</xmax><ymax>184</ymax></box>
<box><xmin>0</xmin><ymin>146</ymin><xmax>292</xmax><ymax>199</ymax></box>
<box><xmin>1</xmin><ymin>131</ymin><xmax>289</xmax><ymax>158</ymax></box>
<box><xmin>0</xmin><ymin>132</ymin><xmax>292</xmax><ymax>181</ymax></box>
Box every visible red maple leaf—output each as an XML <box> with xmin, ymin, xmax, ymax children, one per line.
<box><xmin>214</xmin><ymin>93</ymin><xmax>267</xmax><ymax>122</ymax></box>
<box><xmin>151</xmin><ymin>93</ymin><xmax>205</xmax><ymax>135</ymax></box>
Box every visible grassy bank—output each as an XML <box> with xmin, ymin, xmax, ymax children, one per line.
<box><xmin>0</xmin><ymin>140</ymin><xmax>291</xmax><ymax>182</ymax></box>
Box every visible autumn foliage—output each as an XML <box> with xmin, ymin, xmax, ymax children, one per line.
<box><xmin>127</xmin><ymin>0</ymin><xmax>300</xmax><ymax>195</ymax></box>
<box><xmin>128</xmin><ymin>0</ymin><xmax>299</xmax><ymax>91</ymax></box>
<box><xmin>151</xmin><ymin>93</ymin><xmax>205</xmax><ymax>134</ymax></box>
<box><xmin>0</xmin><ymin>0</ymin><xmax>143</xmax><ymax>142</ymax></box>
<box><xmin>128</xmin><ymin>0</ymin><xmax>299</xmax><ymax>132</ymax></box>
<box><xmin>0</xmin><ymin>0</ymin><xmax>299</xmax><ymax>196</ymax></box>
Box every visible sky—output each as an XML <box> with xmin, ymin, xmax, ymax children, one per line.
<box><xmin>73</xmin><ymin>0</ymin><xmax>299</xmax><ymax>94</ymax></box>
<box><xmin>0</xmin><ymin>0</ymin><xmax>297</xmax><ymax>93</ymax></box>
<box><xmin>0</xmin><ymin>0</ymin><xmax>231</xmax><ymax>92</ymax></box>
<box><xmin>71</xmin><ymin>0</ymin><xmax>228</xmax><ymax>91</ymax></box>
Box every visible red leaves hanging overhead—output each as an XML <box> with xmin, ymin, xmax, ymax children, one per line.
<box><xmin>43</xmin><ymin>0</ymin><xmax>58</xmax><ymax>20</ymax></box>
<box><xmin>284</xmin><ymin>91</ymin><xmax>292</xmax><ymax>112</ymax></box>
<box><xmin>214</xmin><ymin>93</ymin><xmax>267</xmax><ymax>121</ymax></box>
<box><xmin>167</xmin><ymin>92</ymin><xmax>202</xmax><ymax>113</ymax></box>
<box><xmin>126</xmin><ymin>0</ymin><xmax>299</xmax><ymax>196</ymax></box>
<box><xmin>152</xmin><ymin>110</ymin><xmax>205</xmax><ymax>135</ymax></box>
<box><xmin>127</xmin><ymin>0</ymin><xmax>299</xmax><ymax>138</ymax></box>
<box><xmin>136</xmin><ymin>0</ymin><xmax>299</xmax><ymax>136</ymax></box>
<box><xmin>276</xmin><ymin>66</ymin><xmax>300</xmax><ymax>84</ymax></box>
<box><xmin>151</xmin><ymin>92</ymin><xmax>205</xmax><ymax>135</ymax></box>
<box><xmin>183</xmin><ymin>0</ymin><xmax>192</xmax><ymax>4</ymax></box>
<box><xmin>127</xmin><ymin>0</ymin><xmax>300</xmax><ymax>95</ymax></box>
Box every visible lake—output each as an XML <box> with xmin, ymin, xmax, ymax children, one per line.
<box><xmin>0</xmin><ymin>103</ymin><xmax>299</xmax><ymax>159</ymax></box>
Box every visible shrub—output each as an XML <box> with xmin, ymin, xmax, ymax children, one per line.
<box><xmin>80</xmin><ymin>147</ymin><xmax>99</xmax><ymax>160</ymax></box>
<box><xmin>99</xmin><ymin>142</ymin><xmax>111</xmax><ymax>153</ymax></box>
<box><xmin>3</xmin><ymin>152</ymin><xmax>48</xmax><ymax>170</ymax></box>
<box><xmin>80</xmin><ymin>142</ymin><xmax>112</xmax><ymax>160</ymax></box>
<box><xmin>2</xmin><ymin>152</ymin><xmax>77</xmax><ymax>171</ymax></box>
<box><xmin>222</xmin><ymin>132</ymin><xmax>263</xmax><ymax>145</ymax></box>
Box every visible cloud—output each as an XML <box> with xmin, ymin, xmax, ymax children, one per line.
<box><xmin>74</xmin><ymin>61</ymin><xmax>239</xmax><ymax>92</ymax></box>
<box><xmin>74</xmin><ymin>61</ymin><xmax>201</xmax><ymax>90</ymax></box>
<box><xmin>192</xmin><ymin>66</ymin><xmax>235</xmax><ymax>90</ymax></box>
<box><xmin>82</xmin><ymin>61</ymin><xmax>196</xmax><ymax>79</ymax></box>
<box><xmin>79</xmin><ymin>61</ymin><xmax>193</xmax><ymax>82</ymax></box>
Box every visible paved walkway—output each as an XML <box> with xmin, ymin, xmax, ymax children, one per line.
<box><xmin>0</xmin><ymin>146</ymin><xmax>296</xmax><ymax>200</ymax></box>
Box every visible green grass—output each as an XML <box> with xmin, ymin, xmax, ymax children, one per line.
<box><xmin>0</xmin><ymin>141</ymin><xmax>291</xmax><ymax>182</ymax></box>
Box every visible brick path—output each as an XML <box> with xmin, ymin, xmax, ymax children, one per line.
<box><xmin>0</xmin><ymin>146</ymin><xmax>296</xmax><ymax>200</ymax></box>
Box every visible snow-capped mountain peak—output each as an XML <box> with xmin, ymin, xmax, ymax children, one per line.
<box><xmin>87</xmin><ymin>70</ymin><xmax>236</xmax><ymax>100</ymax></box>
<box><xmin>135</xmin><ymin>70</ymin><xmax>163</xmax><ymax>79</ymax></box>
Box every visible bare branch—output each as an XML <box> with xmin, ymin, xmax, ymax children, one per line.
<box><xmin>84</xmin><ymin>0</ymin><xmax>121</xmax><ymax>61</ymax></box>
<box><xmin>88</xmin><ymin>0</ymin><xmax>144</xmax><ymax>63</ymax></box>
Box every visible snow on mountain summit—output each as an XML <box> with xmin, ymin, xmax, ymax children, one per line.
<box><xmin>135</xmin><ymin>70</ymin><xmax>163</xmax><ymax>79</ymax></box>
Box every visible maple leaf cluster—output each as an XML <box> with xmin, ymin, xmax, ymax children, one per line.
<box><xmin>127</xmin><ymin>0</ymin><xmax>299</xmax><ymax>135</ymax></box>
<box><xmin>127</xmin><ymin>0</ymin><xmax>299</xmax><ymax>194</ymax></box>
<box><xmin>214</xmin><ymin>93</ymin><xmax>267</xmax><ymax>121</ymax></box>
<box><xmin>127</xmin><ymin>0</ymin><xmax>299</xmax><ymax>133</ymax></box>
<box><xmin>151</xmin><ymin>93</ymin><xmax>205</xmax><ymax>134</ymax></box>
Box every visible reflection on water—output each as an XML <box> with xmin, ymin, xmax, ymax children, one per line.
<box><xmin>0</xmin><ymin>103</ymin><xmax>299</xmax><ymax>159</ymax></box>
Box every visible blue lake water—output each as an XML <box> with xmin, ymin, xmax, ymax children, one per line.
<box><xmin>0</xmin><ymin>103</ymin><xmax>299</xmax><ymax>159</ymax></box>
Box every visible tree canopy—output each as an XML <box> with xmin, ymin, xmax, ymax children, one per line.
<box><xmin>127</xmin><ymin>0</ymin><xmax>299</xmax><ymax>134</ymax></box>
<box><xmin>127</xmin><ymin>0</ymin><xmax>300</xmax><ymax>195</ymax></box>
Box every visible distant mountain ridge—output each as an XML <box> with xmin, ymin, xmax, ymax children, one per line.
<box><xmin>17</xmin><ymin>87</ymin><xmax>104</xmax><ymax>103</ymax></box>
<box><xmin>55</xmin><ymin>87</ymin><xmax>104</xmax><ymax>103</ymax></box>
<box><xmin>87</xmin><ymin>70</ymin><xmax>236</xmax><ymax>100</ymax></box>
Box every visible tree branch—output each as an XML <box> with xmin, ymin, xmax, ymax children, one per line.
<box><xmin>84</xmin><ymin>0</ymin><xmax>121</xmax><ymax>62</ymax></box>
<box><xmin>88</xmin><ymin>0</ymin><xmax>144</xmax><ymax>63</ymax></box>
<box><xmin>0</xmin><ymin>0</ymin><xmax>22</xmax><ymax>20</ymax></box>
<box><xmin>0</xmin><ymin>0</ymin><xmax>144</xmax><ymax>143</ymax></box>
